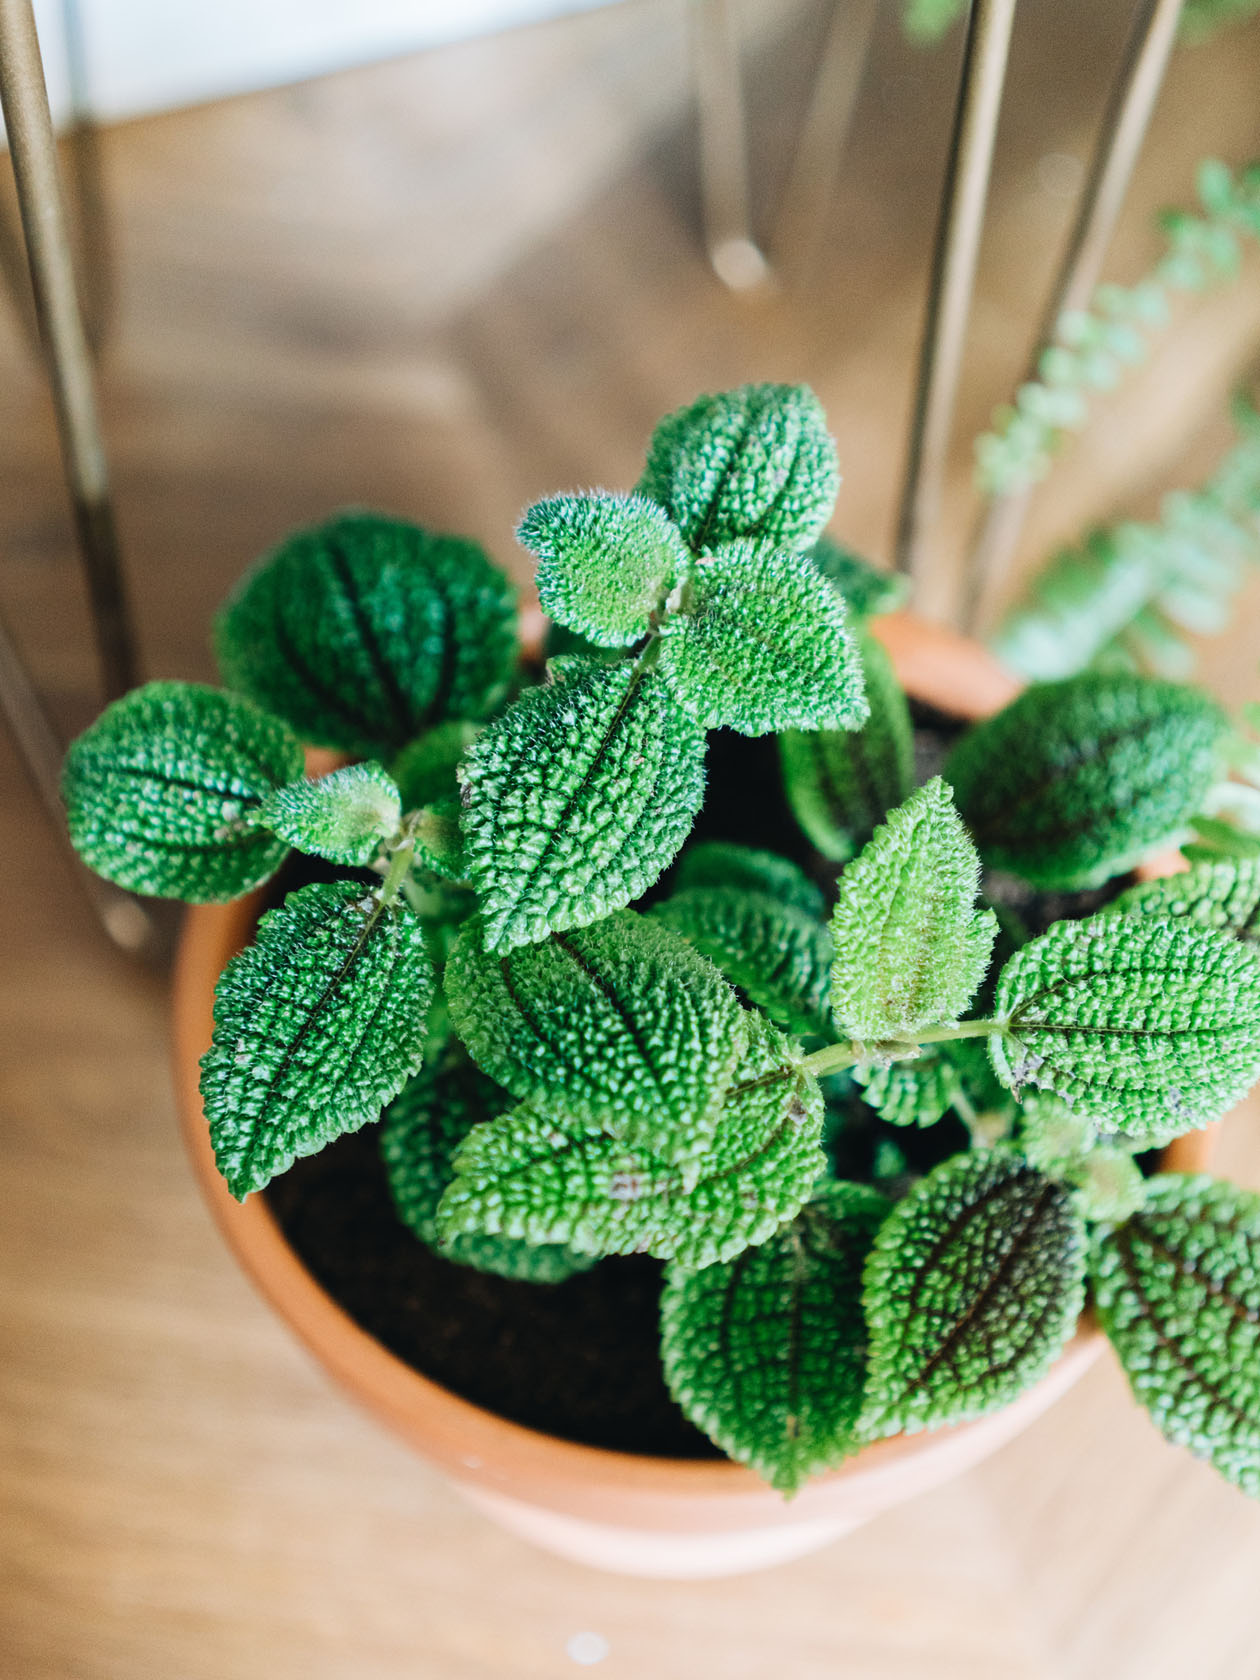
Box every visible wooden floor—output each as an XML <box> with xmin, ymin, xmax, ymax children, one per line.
<box><xmin>3</xmin><ymin>3</ymin><xmax>1260</xmax><ymax>1676</ymax></box>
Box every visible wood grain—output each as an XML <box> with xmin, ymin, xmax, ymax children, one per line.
<box><xmin>2</xmin><ymin>2</ymin><xmax>1260</xmax><ymax>1675</ymax></box>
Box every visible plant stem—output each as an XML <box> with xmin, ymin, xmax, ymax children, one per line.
<box><xmin>800</xmin><ymin>1015</ymin><xmax>1008</xmax><ymax>1079</ymax></box>
<box><xmin>379</xmin><ymin>836</ymin><xmax>417</xmax><ymax>906</ymax></box>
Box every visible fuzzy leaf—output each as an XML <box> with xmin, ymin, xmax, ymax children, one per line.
<box><xmin>1110</xmin><ymin>857</ymin><xmax>1260</xmax><ymax>942</ymax></box>
<box><xmin>258</xmin><ymin>762</ymin><xmax>401</xmax><ymax>867</ymax></box>
<box><xmin>810</xmin><ymin>535</ymin><xmax>909</xmax><ymax>620</ymax></box>
<box><xmin>518</xmin><ymin>492</ymin><xmax>689</xmax><ymax>647</ymax></box>
<box><xmin>857</xmin><ymin>1054</ymin><xmax>961</xmax><ymax>1129</ymax></box>
<box><xmin>391</xmin><ymin>720</ymin><xmax>479</xmax><ymax>812</ymax></box>
<box><xmin>659</xmin><ymin>1182</ymin><xmax>890</xmax><ymax>1492</ymax></box>
<box><xmin>1091</xmin><ymin>1175</ymin><xmax>1260</xmax><ymax>1497</ymax></box>
<box><xmin>651</xmin><ymin>886</ymin><xmax>833</xmax><ymax>1038</ymax></box>
<box><xmin>659</xmin><ymin>541</ymin><xmax>866</xmax><ymax>736</ymax></box>
<box><xmin>638</xmin><ymin>383</ymin><xmax>839</xmax><ymax>553</ymax></box>
<box><xmin>443</xmin><ymin>910</ymin><xmax>745</xmax><ymax>1173</ymax></box>
<box><xmin>214</xmin><ymin>511</ymin><xmax>519</xmax><ymax>757</ymax></box>
<box><xmin>62</xmin><ymin>680</ymin><xmax>302</xmax><ymax>901</ymax></box>
<box><xmin>459</xmin><ymin>658</ymin><xmax>705</xmax><ymax>951</ymax></box>
<box><xmin>945</xmin><ymin>673</ymin><xmax>1228</xmax><ymax>889</ymax></box>
<box><xmin>861</xmin><ymin>1151</ymin><xmax>1087</xmax><ymax>1436</ymax></box>
<box><xmin>381</xmin><ymin>1052</ymin><xmax>596</xmax><ymax>1282</ymax></box>
<box><xmin>201</xmin><ymin>880</ymin><xmax>434</xmax><ymax>1198</ymax></box>
<box><xmin>437</xmin><ymin>1012</ymin><xmax>826</xmax><ymax>1268</ymax></box>
<box><xmin>671</xmin><ymin>841</ymin><xmax>824</xmax><ymax>917</ymax></box>
<box><xmin>992</xmin><ymin>915</ymin><xmax>1260</xmax><ymax>1141</ymax></box>
<box><xmin>781</xmin><ymin>627</ymin><xmax>913</xmax><ymax>862</ymax></box>
<box><xmin>829</xmin><ymin>779</ymin><xmax>997</xmax><ymax>1042</ymax></box>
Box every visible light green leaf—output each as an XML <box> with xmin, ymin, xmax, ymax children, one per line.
<box><xmin>992</xmin><ymin>914</ymin><xmax>1260</xmax><ymax>1141</ymax></box>
<box><xmin>651</xmin><ymin>886</ymin><xmax>833</xmax><ymax>1038</ymax></box>
<box><xmin>1110</xmin><ymin>857</ymin><xmax>1260</xmax><ymax>942</ymax></box>
<box><xmin>62</xmin><ymin>680</ymin><xmax>302</xmax><ymax>902</ymax></box>
<box><xmin>391</xmin><ymin>720</ymin><xmax>480</xmax><ymax>812</ymax></box>
<box><xmin>781</xmin><ymin>627</ymin><xmax>913</xmax><ymax>862</ymax></box>
<box><xmin>443</xmin><ymin>909</ymin><xmax>745</xmax><ymax>1174</ymax></box>
<box><xmin>945</xmin><ymin>673</ymin><xmax>1228</xmax><ymax>889</ymax></box>
<box><xmin>258</xmin><ymin>762</ymin><xmax>401</xmax><ymax>866</ymax></box>
<box><xmin>1069</xmin><ymin>1147</ymin><xmax>1146</xmax><ymax>1223</ymax></box>
<box><xmin>201</xmin><ymin>880</ymin><xmax>434</xmax><ymax>1198</ymax></box>
<box><xmin>380</xmin><ymin>1052</ymin><xmax>596</xmax><ymax>1282</ymax></box>
<box><xmin>436</xmin><ymin>1012</ymin><xmax>826</xmax><ymax>1268</ymax></box>
<box><xmin>214</xmin><ymin>511</ymin><xmax>519</xmax><ymax>757</ymax></box>
<box><xmin>1091</xmin><ymin>1175</ymin><xmax>1260</xmax><ymax>1497</ymax></box>
<box><xmin>861</xmin><ymin>1151</ymin><xmax>1087</xmax><ymax>1436</ymax></box>
<box><xmin>517</xmin><ymin>492</ymin><xmax>689</xmax><ymax>647</ymax></box>
<box><xmin>459</xmin><ymin>658</ymin><xmax>705</xmax><ymax>951</ymax></box>
<box><xmin>671</xmin><ymin>841</ymin><xmax>823</xmax><ymax>917</ymax></box>
<box><xmin>857</xmin><ymin>1053</ymin><xmax>961</xmax><ymax>1129</ymax></box>
<box><xmin>659</xmin><ymin>1182</ymin><xmax>890</xmax><ymax>1492</ymax></box>
<box><xmin>638</xmin><ymin>383</ymin><xmax>839</xmax><ymax>553</ymax></box>
<box><xmin>828</xmin><ymin>778</ymin><xmax>997</xmax><ymax>1042</ymax></box>
<box><xmin>809</xmin><ymin>535</ymin><xmax>909</xmax><ymax>620</ymax></box>
<box><xmin>659</xmin><ymin>541</ymin><xmax>866</xmax><ymax>736</ymax></box>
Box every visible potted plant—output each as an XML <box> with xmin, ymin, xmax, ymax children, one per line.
<box><xmin>61</xmin><ymin>383</ymin><xmax>1260</xmax><ymax>1577</ymax></box>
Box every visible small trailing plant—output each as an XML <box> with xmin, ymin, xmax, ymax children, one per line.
<box><xmin>62</xmin><ymin>384</ymin><xmax>1260</xmax><ymax>1497</ymax></box>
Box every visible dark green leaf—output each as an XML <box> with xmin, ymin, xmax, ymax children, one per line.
<box><xmin>62</xmin><ymin>680</ymin><xmax>302</xmax><ymax>901</ymax></box>
<box><xmin>391</xmin><ymin>720</ymin><xmax>480</xmax><ymax>812</ymax></box>
<box><xmin>459</xmin><ymin>658</ymin><xmax>705</xmax><ymax>951</ymax></box>
<box><xmin>861</xmin><ymin>1151</ymin><xmax>1086</xmax><ymax>1435</ymax></box>
<box><xmin>214</xmin><ymin>511</ymin><xmax>519</xmax><ymax>757</ymax></box>
<box><xmin>443</xmin><ymin>909</ymin><xmax>745</xmax><ymax>1174</ymax></box>
<box><xmin>671</xmin><ymin>841</ymin><xmax>823</xmax><ymax>917</ymax></box>
<box><xmin>992</xmin><ymin>914</ymin><xmax>1260</xmax><ymax>1141</ymax></box>
<box><xmin>809</xmin><ymin>535</ymin><xmax>909</xmax><ymax>620</ymax></box>
<box><xmin>651</xmin><ymin>886</ymin><xmax>833</xmax><ymax>1038</ymax></box>
<box><xmin>659</xmin><ymin>541</ymin><xmax>866</xmax><ymax>736</ymax></box>
<box><xmin>258</xmin><ymin>761</ymin><xmax>401</xmax><ymax>866</ymax></box>
<box><xmin>945</xmin><ymin>673</ymin><xmax>1228</xmax><ymax>889</ymax></box>
<box><xmin>1092</xmin><ymin>1174</ymin><xmax>1260</xmax><ymax>1497</ymax></box>
<box><xmin>659</xmin><ymin>1182</ymin><xmax>890</xmax><ymax>1492</ymax></box>
<box><xmin>637</xmin><ymin>383</ymin><xmax>839</xmax><ymax>553</ymax></box>
<box><xmin>201</xmin><ymin>880</ymin><xmax>433</xmax><ymax>1198</ymax></box>
<box><xmin>436</xmin><ymin>1011</ymin><xmax>826</xmax><ymax>1268</ymax></box>
<box><xmin>517</xmin><ymin>492</ymin><xmax>689</xmax><ymax>647</ymax></box>
<box><xmin>781</xmin><ymin>627</ymin><xmax>913</xmax><ymax>862</ymax></box>
<box><xmin>380</xmin><ymin>1052</ymin><xmax>596</xmax><ymax>1282</ymax></box>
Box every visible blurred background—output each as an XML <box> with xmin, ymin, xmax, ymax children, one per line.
<box><xmin>2</xmin><ymin>2</ymin><xmax>1260</xmax><ymax>1676</ymax></box>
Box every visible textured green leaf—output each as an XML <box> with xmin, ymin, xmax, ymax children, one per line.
<box><xmin>443</xmin><ymin>910</ymin><xmax>745</xmax><ymax>1173</ymax></box>
<box><xmin>1069</xmin><ymin>1147</ymin><xmax>1146</xmax><ymax>1223</ymax></box>
<box><xmin>214</xmin><ymin>511</ymin><xmax>519</xmax><ymax>757</ymax></box>
<box><xmin>945</xmin><ymin>673</ymin><xmax>1228</xmax><ymax>889</ymax></box>
<box><xmin>992</xmin><ymin>914</ymin><xmax>1260</xmax><ymax>1141</ymax></box>
<box><xmin>201</xmin><ymin>880</ymin><xmax>434</xmax><ymax>1198</ymax></box>
<box><xmin>62</xmin><ymin>680</ymin><xmax>302</xmax><ymax>901</ymax></box>
<box><xmin>1110</xmin><ymin>857</ymin><xmax>1260</xmax><ymax>942</ymax></box>
<box><xmin>651</xmin><ymin>886</ymin><xmax>833</xmax><ymax>1038</ymax></box>
<box><xmin>391</xmin><ymin>720</ymin><xmax>480</xmax><ymax>812</ymax></box>
<box><xmin>660</xmin><ymin>1182</ymin><xmax>890</xmax><ymax>1492</ymax></box>
<box><xmin>517</xmin><ymin>492</ymin><xmax>689</xmax><ymax>647</ymax></box>
<box><xmin>1092</xmin><ymin>1175</ymin><xmax>1260</xmax><ymax>1497</ymax></box>
<box><xmin>637</xmin><ymin>383</ymin><xmax>839</xmax><ymax>553</ymax></box>
<box><xmin>809</xmin><ymin>535</ymin><xmax>909</xmax><ymax>620</ymax></box>
<box><xmin>781</xmin><ymin>628</ymin><xmax>913</xmax><ymax>862</ymax></box>
<box><xmin>659</xmin><ymin>541</ymin><xmax>866</xmax><ymax>736</ymax></box>
<box><xmin>380</xmin><ymin>1052</ymin><xmax>596</xmax><ymax>1282</ymax></box>
<box><xmin>459</xmin><ymin>658</ymin><xmax>705</xmax><ymax>951</ymax></box>
<box><xmin>861</xmin><ymin>1151</ymin><xmax>1087</xmax><ymax>1436</ymax></box>
<box><xmin>857</xmin><ymin>1054</ymin><xmax>961</xmax><ymax>1129</ymax></box>
<box><xmin>671</xmin><ymin>841</ymin><xmax>823</xmax><ymax>917</ymax></box>
<box><xmin>437</xmin><ymin>1012</ymin><xmax>826</xmax><ymax>1268</ymax></box>
<box><xmin>258</xmin><ymin>762</ymin><xmax>401</xmax><ymax>866</ymax></box>
<box><xmin>829</xmin><ymin>779</ymin><xmax>997</xmax><ymax>1042</ymax></box>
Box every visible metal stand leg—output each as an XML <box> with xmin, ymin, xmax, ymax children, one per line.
<box><xmin>690</xmin><ymin>0</ymin><xmax>770</xmax><ymax>292</ymax></box>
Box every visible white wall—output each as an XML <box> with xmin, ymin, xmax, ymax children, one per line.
<box><xmin>29</xmin><ymin>0</ymin><xmax>617</xmax><ymax>124</ymax></box>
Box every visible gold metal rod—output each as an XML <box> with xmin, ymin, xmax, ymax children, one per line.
<box><xmin>0</xmin><ymin>0</ymin><xmax>135</xmax><ymax>699</ymax></box>
<box><xmin>894</xmin><ymin>0</ymin><xmax>1017</xmax><ymax>590</ymax></box>
<box><xmin>690</xmin><ymin>0</ymin><xmax>770</xmax><ymax>292</ymax></box>
<box><xmin>962</xmin><ymin>0</ymin><xmax>1185</xmax><ymax>633</ymax></box>
<box><xmin>770</xmin><ymin>0</ymin><xmax>879</xmax><ymax>282</ymax></box>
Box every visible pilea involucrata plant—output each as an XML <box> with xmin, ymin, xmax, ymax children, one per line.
<box><xmin>62</xmin><ymin>384</ymin><xmax>1260</xmax><ymax>1497</ymax></box>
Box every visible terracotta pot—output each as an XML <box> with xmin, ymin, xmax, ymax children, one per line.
<box><xmin>171</xmin><ymin>611</ymin><xmax>1213</xmax><ymax>1579</ymax></box>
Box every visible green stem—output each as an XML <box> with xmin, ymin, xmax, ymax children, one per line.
<box><xmin>800</xmin><ymin>1016</ymin><xmax>1008</xmax><ymax>1079</ymax></box>
<box><xmin>379</xmin><ymin>835</ymin><xmax>416</xmax><ymax>906</ymax></box>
